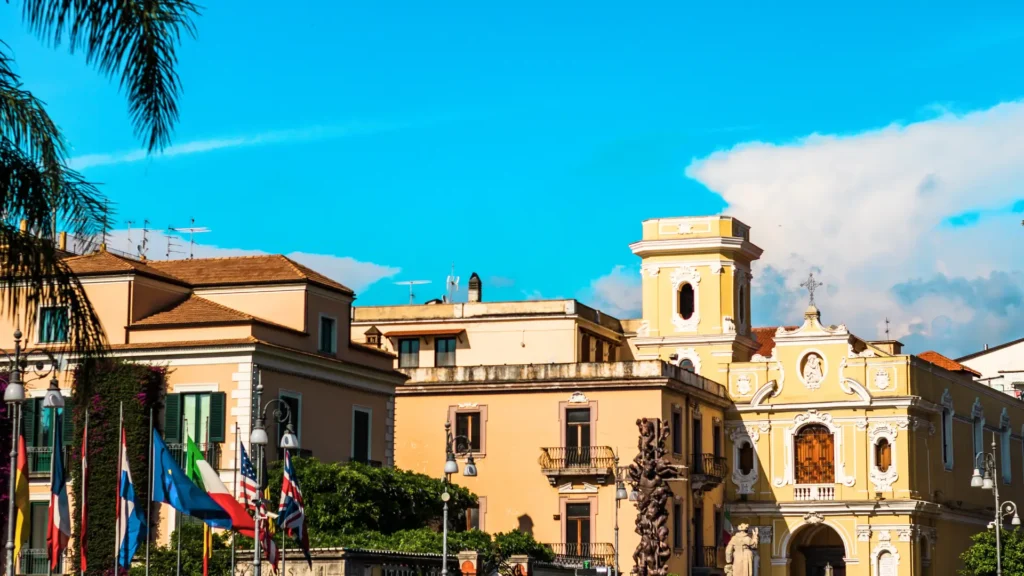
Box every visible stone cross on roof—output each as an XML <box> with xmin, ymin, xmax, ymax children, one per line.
<box><xmin>800</xmin><ymin>272</ymin><xmax>823</xmax><ymax>307</ymax></box>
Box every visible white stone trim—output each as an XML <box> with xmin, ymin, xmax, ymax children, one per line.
<box><xmin>672</xmin><ymin>347</ymin><xmax>702</xmax><ymax>375</ymax></box>
<box><xmin>868</xmin><ymin>423</ymin><xmax>899</xmax><ymax>493</ymax></box>
<box><xmin>796</xmin><ymin>348</ymin><xmax>828</xmax><ymax>391</ymax></box>
<box><xmin>871</xmin><ymin>542</ymin><xmax>900</xmax><ymax>575</ymax></box>
<box><xmin>774</xmin><ymin>409</ymin><xmax>854</xmax><ymax>487</ymax></box>
<box><xmin>942</xmin><ymin>389</ymin><xmax>954</xmax><ymax>470</ymax></box>
<box><xmin>777</xmin><ymin>519</ymin><xmax>853</xmax><ymax>560</ymax></box>
<box><xmin>170</xmin><ymin>383</ymin><xmax>220</xmax><ymax>393</ymax></box>
<box><xmin>751</xmin><ymin>380</ymin><xmax>777</xmax><ymax>407</ymax></box>
<box><xmin>670</xmin><ymin>266</ymin><xmax>701</xmax><ymax>332</ymax></box>
<box><xmin>972</xmin><ymin>398</ymin><xmax>986</xmax><ymax>457</ymax></box>
<box><xmin>730</xmin><ymin>427</ymin><xmax>758</xmax><ymax>495</ymax></box>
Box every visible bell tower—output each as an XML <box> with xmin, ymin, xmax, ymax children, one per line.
<box><xmin>628</xmin><ymin>216</ymin><xmax>763</xmax><ymax>379</ymax></box>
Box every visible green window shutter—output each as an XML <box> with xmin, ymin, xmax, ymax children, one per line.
<box><xmin>164</xmin><ymin>394</ymin><xmax>182</xmax><ymax>443</ymax></box>
<box><xmin>208</xmin><ymin>392</ymin><xmax>226</xmax><ymax>443</ymax></box>
<box><xmin>21</xmin><ymin>399</ymin><xmax>37</xmax><ymax>447</ymax></box>
<box><xmin>62</xmin><ymin>397</ymin><xmax>73</xmax><ymax>446</ymax></box>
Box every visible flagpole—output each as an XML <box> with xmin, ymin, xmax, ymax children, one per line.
<box><xmin>115</xmin><ymin>402</ymin><xmax>123</xmax><ymax>576</ymax></box>
<box><xmin>231</xmin><ymin>422</ymin><xmax>238</xmax><ymax>576</ymax></box>
<box><xmin>176</xmin><ymin>418</ymin><xmax>186</xmax><ymax>576</ymax></box>
<box><xmin>145</xmin><ymin>407</ymin><xmax>153</xmax><ymax>576</ymax></box>
<box><xmin>280</xmin><ymin>448</ymin><xmax>286</xmax><ymax>576</ymax></box>
<box><xmin>80</xmin><ymin>410</ymin><xmax>87</xmax><ymax>576</ymax></box>
<box><xmin>48</xmin><ymin>408</ymin><xmax>54</xmax><ymax>576</ymax></box>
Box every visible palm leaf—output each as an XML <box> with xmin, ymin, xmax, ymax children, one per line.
<box><xmin>21</xmin><ymin>0</ymin><xmax>200</xmax><ymax>152</ymax></box>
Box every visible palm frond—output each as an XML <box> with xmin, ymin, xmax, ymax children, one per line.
<box><xmin>21</xmin><ymin>0</ymin><xmax>200</xmax><ymax>152</ymax></box>
<box><xmin>0</xmin><ymin>47</ymin><xmax>65</xmax><ymax>174</ymax></box>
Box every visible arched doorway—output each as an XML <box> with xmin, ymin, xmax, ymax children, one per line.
<box><xmin>788</xmin><ymin>524</ymin><xmax>846</xmax><ymax>576</ymax></box>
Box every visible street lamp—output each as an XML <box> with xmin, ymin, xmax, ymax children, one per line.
<box><xmin>971</xmin><ymin>433</ymin><xmax>1021</xmax><ymax>576</ymax></box>
<box><xmin>1</xmin><ymin>329</ymin><xmax>60</xmax><ymax>576</ymax></box>
<box><xmin>614</xmin><ymin>456</ymin><xmax>628</xmax><ymax>576</ymax></box>
<box><xmin>249</xmin><ymin>372</ymin><xmax>299</xmax><ymax>576</ymax></box>
<box><xmin>442</xmin><ymin>421</ymin><xmax>478</xmax><ymax>576</ymax></box>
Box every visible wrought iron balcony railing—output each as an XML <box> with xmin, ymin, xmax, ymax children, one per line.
<box><xmin>26</xmin><ymin>446</ymin><xmax>69</xmax><ymax>477</ymax></box>
<box><xmin>538</xmin><ymin>446</ymin><xmax>616</xmax><ymax>485</ymax></box>
<box><xmin>688</xmin><ymin>453</ymin><xmax>727</xmax><ymax>492</ymax></box>
<box><xmin>18</xmin><ymin>549</ymin><xmax>68</xmax><ymax>575</ymax></box>
<box><xmin>546</xmin><ymin>543</ymin><xmax>615</xmax><ymax>567</ymax></box>
<box><xmin>694</xmin><ymin>546</ymin><xmax>721</xmax><ymax>568</ymax></box>
<box><xmin>166</xmin><ymin>442</ymin><xmax>222</xmax><ymax>470</ymax></box>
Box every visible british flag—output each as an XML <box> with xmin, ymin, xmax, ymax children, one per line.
<box><xmin>277</xmin><ymin>451</ymin><xmax>311</xmax><ymax>568</ymax></box>
<box><xmin>237</xmin><ymin>444</ymin><xmax>259</xmax><ymax>510</ymax></box>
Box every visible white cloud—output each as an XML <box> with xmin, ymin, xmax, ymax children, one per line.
<box><xmin>68</xmin><ymin>122</ymin><xmax>403</xmax><ymax>170</ymax></box>
<box><xmin>685</xmin><ymin>100</ymin><xmax>1024</xmax><ymax>355</ymax></box>
<box><xmin>583</xmin><ymin>265</ymin><xmax>642</xmax><ymax>319</ymax></box>
<box><xmin>98</xmin><ymin>229</ymin><xmax>399</xmax><ymax>293</ymax></box>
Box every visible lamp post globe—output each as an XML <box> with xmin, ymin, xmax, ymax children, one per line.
<box><xmin>280</xmin><ymin>422</ymin><xmax>300</xmax><ymax>451</ymax></box>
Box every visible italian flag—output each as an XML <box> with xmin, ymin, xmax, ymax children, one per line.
<box><xmin>722</xmin><ymin>508</ymin><xmax>733</xmax><ymax>546</ymax></box>
<box><xmin>184</xmin><ymin>436</ymin><xmax>256</xmax><ymax>537</ymax></box>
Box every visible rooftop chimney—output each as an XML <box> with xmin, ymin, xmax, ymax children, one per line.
<box><xmin>58</xmin><ymin>231</ymin><xmax>67</xmax><ymax>251</ymax></box>
<box><xmin>468</xmin><ymin>272</ymin><xmax>482</xmax><ymax>303</ymax></box>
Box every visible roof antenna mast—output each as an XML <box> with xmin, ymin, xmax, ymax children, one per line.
<box><xmin>165</xmin><ymin>234</ymin><xmax>185</xmax><ymax>259</ymax></box>
<box><xmin>446</xmin><ymin>263</ymin><xmax>459</xmax><ymax>303</ymax></box>
<box><xmin>138</xmin><ymin>219</ymin><xmax>151</xmax><ymax>260</ymax></box>
<box><xmin>394</xmin><ymin>280</ymin><xmax>431</xmax><ymax>305</ymax></box>
<box><xmin>168</xmin><ymin>217</ymin><xmax>211</xmax><ymax>259</ymax></box>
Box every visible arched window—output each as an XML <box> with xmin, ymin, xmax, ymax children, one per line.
<box><xmin>680</xmin><ymin>359</ymin><xmax>695</xmax><ymax>372</ymax></box>
<box><xmin>794</xmin><ymin>424</ymin><xmax>834</xmax><ymax>484</ymax></box>
<box><xmin>877</xmin><ymin>550</ymin><xmax>896</xmax><ymax>576</ymax></box>
<box><xmin>678</xmin><ymin>284</ymin><xmax>695</xmax><ymax>320</ymax></box>
<box><xmin>974</xmin><ymin>417</ymin><xmax>984</xmax><ymax>457</ymax></box>
<box><xmin>1002</xmin><ymin>425</ymin><xmax>1012</xmax><ymax>484</ymax></box>
<box><xmin>942</xmin><ymin>406</ymin><xmax>953</xmax><ymax>469</ymax></box>
<box><xmin>738</xmin><ymin>442</ymin><xmax>754</xmax><ymax>475</ymax></box>
<box><xmin>875</xmin><ymin>438</ymin><xmax>892</xmax><ymax>473</ymax></box>
<box><xmin>737</xmin><ymin>285</ymin><xmax>746</xmax><ymax>326</ymax></box>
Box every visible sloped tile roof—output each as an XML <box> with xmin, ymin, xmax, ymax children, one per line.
<box><xmin>133</xmin><ymin>295</ymin><xmax>304</xmax><ymax>334</ymax></box>
<box><xmin>751</xmin><ymin>326</ymin><xmax>799</xmax><ymax>358</ymax></box>
<box><xmin>918</xmin><ymin>350</ymin><xmax>982</xmax><ymax>377</ymax></box>
<box><xmin>64</xmin><ymin>250</ymin><xmax>188</xmax><ymax>285</ymax></box>
<box><xmin>148</xmin><ymin>255</ymin><xmax>354</xmax><ymax>295</ymax></box>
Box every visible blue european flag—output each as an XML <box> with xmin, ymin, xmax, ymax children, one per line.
<box><xmin>151</xmin><ymin>429</ymin><xmax>232</xmax><ymax>529</ymax></box>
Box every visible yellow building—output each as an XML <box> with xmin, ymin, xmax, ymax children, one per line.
<box><xmin>356</xmin><ymin>215</ymin><xmax>1024</xmax><ymax>576</ymax></box>
<box><xmin>3</xmin><ymin>247</ymin><xmax>406</xmax><ymax>570</ymax></box>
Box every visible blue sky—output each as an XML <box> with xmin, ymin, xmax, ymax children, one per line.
<box><xmin>4</xmin><ymin>1</ymin><xmax>1024</xmax><ymax>355</ymax></box>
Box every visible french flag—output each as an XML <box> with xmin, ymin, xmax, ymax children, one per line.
<box><xmin>116</xmin><ymin>428</ymin><xmax>146</xmax><ymax>569</ymax></box>
<box><xmin>46</xmin><ymin>411</ymin><xmax>71</xmax><ymax>571</ymax></box>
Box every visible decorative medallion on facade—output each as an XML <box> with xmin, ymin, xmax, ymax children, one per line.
<box><xmin>856</xmin><ymin>526</ymin><xmax>871</xmax><ymax>541</ymax></box>
<box><xmin>670</xmin><ymin>266</ymin><xmax>701</xmax><ymax>332</ymax></box>
<box><xmin>568</xmin><ymin>391</ymin><xmax>588</xmax><ymax>404</ymax></box>
<box><xmin>873</xmin><ymin>368</ymin><xmax>891</xmax><ymax>390</ymax></box>
<box><xmin>798</xmin><ymin>350</ymin><xmax>827</xmax><ymax>390</ymax></box>
<box><xmin>803</xmin><ymin>512</ymin><xmax>825</xmax><ymax>525</ymax></box>
<box><xmin>735</xmin><ymin>373</ymin><xmax>753</xmax><ymax>396</ymax></box>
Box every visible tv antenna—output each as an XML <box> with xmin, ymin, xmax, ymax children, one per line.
<box><xmin>165</xmin><ymin>234</ymin><xmax>185</xmax><ymax>259</ymax></box>
<box><xmin>100</xmin><ymin>201</ymin><xmax>112</xmax><ymax>248</ymax></box>
<box><xmin>168</xmin><ymin>217</ymin><xmax>210</xmax><ymax>259</ymax></box>
<box><xmin>884</xmin><ymin>317</ymin><xmax>891</xmax><ymax>340</ymax></box>
<box><xmin>395</xmin><ymin>280</ymin><xmax>431</xmax><ymax>305</ymax></box>
<box><xmin>137</xmin><ymin>219</ymin><xmax>151</xmax><ymax>260</ymax></box>
<box><xmin>445</xmin><ymin>263</ymin><xmax>459</xmax><ymax>303</ymax></box>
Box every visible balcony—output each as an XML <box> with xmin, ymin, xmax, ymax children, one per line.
<box><xmin>26</xmin><ymin>446</ymin><xmax>69</xmax><ymax>478</ymax></box>
<box><xmin>538</xmin><ymin>446</ymin><xmax>616</xmax><ymax>485</ymax></box>
<box><xmin>18</xmin><ymin>549</ymin><xmax>68</xmax><ymax>575</ymax></box>
<box><xmin>166</xmin><ymin>442</ymin><xmax>222</xmax><ymax>470</ymax></box>
<box><xmin>693</xmin><ymin>546</ymin><xmax>724</xmax><ymax>575</ymax></box>
<box><xmin>546</xmin><ymin>543</ymin><xmax>615</xmax><ymax>567</ymax></box>
<box><xmin>689</xmin><ymin>453</ymin><xmax>727</xmax><ymax>492</ymax></box>
<box><xmin>794</xmin><ymin>484</ymin><xmax>835</xmax><ymax>501</ymax></box>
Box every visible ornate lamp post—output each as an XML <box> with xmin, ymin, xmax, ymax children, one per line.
<box><xmin>971</xmin><ymin>433</ymin><xmax>1021</xmax><ymax>576</ymax></box>
<box><xmin>1</xmin><ymin>329</ymin><xmax>60</xmax><ymax>576</ymax></box>
<box><xmin>249</xmin><ymin>376</ymin><xmax>299</xmax><ymax>576</ymax></box>
<box><xmin>614</xmin><ymin>456</ymin><xmax>628</xmax><ymax>576</ymax></box>
<box><xmin>441</xmin><ymin>421</ymin><xmax>477</xmax><ymax>576</ymax></box>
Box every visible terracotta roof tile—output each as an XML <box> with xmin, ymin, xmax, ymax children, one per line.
<box><xmin>133</xmin><ymin>295</ymin><xmax>304</xmax><ymax>334</ymax></box>
<box><xmin>918</xmin><ymin>351</ymin><xmax>982</xmax><ymax>377</ymax></box>
<box><xmin>110</xmin><ymin>337</ymin><xmax>259</xmax><ymax>350</ymax></box>
<box><xmin>148</xmin><ymin>255</ymin><xmax>354</xmax><ymax>295</ymax></box>
<box><xmin>751</xmin><ymin>326</ymin><xmax>799</xmax><ymax>358</ymax></box>
<box><xmin>64</xmin><ymin>251</ymin><xmax>188</xmax><ymax>285</ymax></box>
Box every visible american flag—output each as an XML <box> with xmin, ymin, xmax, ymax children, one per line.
<box><xmin>277</xmin><ymin>451</ymin><xmax>311</xmax><ymax>568</ymax></box>
<box><xmin>237</xmin><ymin>443</ymin><xmax>259</xmax><ymax>510</ymax></box>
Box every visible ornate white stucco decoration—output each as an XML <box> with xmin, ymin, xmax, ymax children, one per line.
<box><xmin>729</xmin><ymin>427</ymin><xmax>759</xmax><ymax>495</ymax></box>
<box><xmin>972</xmin><ymin>397</ymin><xmax>985</xmax><ymax>421</ymax></box>
<box><xmin>568</xmin><ymin>391</ymin><xmax>589</xmax><ymax>403</ymax></box>
<box><xmin>837</xmin><ymin>359</ymin><xmax>873</xmax><ymax>402</ymax></box>
<box><xmin>751</xmin><ymin>380</ymin><xmax>778</xmax><ymax>407</ymax></box>
<box><xmin>751</xmin><ymin>352</ymin><xmax>774</xmax><ymax>362</ymax></box>
<box><xmin>798</xmin><ymin>350</ymin><xmax>827</xmax><ymax>390</ymax></box>
<box><xmin>941</xmin><ymin>388</ymin><xmax>953</xmax><ymax>408</ymax></box>
<box><xmin>635</xmin><ymin>320</ymin><xmax>650</xmax><ymax>337</ymax></box>
<box><xmin>676</xmin><ymin>222</ymin><xmax>693</xmax><ymax>234</ymax></box>
<box><xmin>848</xmin><ymin>343</ymin><xmax>876</xmax><ymax>358</ymax></box>
<box><xmin>558</xmin><ymin>482</ymin><xmax>599</xmax><ymax>494</ymax></box>
<box><xmin>712</xmin><ymin>263</ymin><xmax>725</xmax><ymax>274</ymax></box>
<box><xmin>722</xmin><ymin>315</ymin><xmax>736</xmax><ymax>334</ymax></box>
<box><xmin>775</xmin><ymin>409</ymin><xmax>855</xmax><ymax>487</ymax></box>
<box><xmin>873</xmin><ymin>368</ymin><xmax>892</xmax><ymax>390</ymax></box>
<box><xmin>857</xmin><ymin>526</ymin><xmax>871</xmax><ymax>541</ymax></box>
<box><xmin>736</xmin><ymin>374</ymin><xmax>753</xmax><ymax>396</ymax></box>
<box><xmin>671</xmin><ymin>266</ymin><xmax>701</xmax><ymax>332</ymax></box>
<box><xmin>692</xmin><ymin>400</ymin><xmax>703</xmax><ymax>418</ymax></box>
<box><xmin>803</xmin><ymin>512</ymin><xmax>825</xmax><ymax>525</ymax></box>
<box><xmin>869</xmin><ymin>423</ymin><xmax>899</xmax><ymax>492</ymax></box>
<box><xmin>1001</xmin><ymin>407</ymin><xmax>1011</xmax><ymax>430</ymax></box>
<box><xmin>457</xmin><ymin>402</ymin><xmax>479</xmax><ymax>408</ymax></box>
<box><xmin>877</xmin><ymin>530</ymin><xmax>891</xmax><ymax>542</ymax></box>
<box><xmin>897</xmin><ymin>528</ymin><xmax>914</xmax><ymax>542</ymax></box>
<box><xmin>673</xmin><ymin>347</ymin><xmax>702</xmax><ymax>375</ymax></box>
<box><xmin>871</xmin><ymin>541</ymin><xmax>901</xmax><ymax>570</ymax></box>
<box><xmin>641</xmin><ymin>264</ymin><xmax>661</xmax><ymax>278</ymax></box>
<box><xmin>757</xmin><ymin>526</ymin><xmax>773</xmax><ymax>544</ymax></box>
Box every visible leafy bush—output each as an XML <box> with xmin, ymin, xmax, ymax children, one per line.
<box><xmin>960</xmin><ymin>527</ymin><xmax>1024</xmax><ymax>576</ymax></box>
<box><xmin>130</xmin><ymin>523</ymin><xmax>232</xmax><ymax>576</ymax></box>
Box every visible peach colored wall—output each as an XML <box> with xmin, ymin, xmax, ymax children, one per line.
<box><xmin>0</xmin><ymin>280</ymin><xmax>132</xmax><ymax>349</ymax></box>
<box><xmin>194</xmin><ymin>286</ymin><xmax>307</xmax><ymax>332</ymax></box>
<box><xmin>306</xmin><ymin>289</ymin><xmax>354</xmax><ymax>359</ymax></box>
<box><xmin>131</xmin><ymin>278</ymin><xmax>190</xmax><ymax>322</ymax></box>
<box><xmin>128</xmin><ymin>324</ymin><xmax>255</xmax><ymax>343</ymax></box>
<box><xmin>259</xmin><ymin>369</ymin><xmax>391</xmax><ymax>464</ymax></box>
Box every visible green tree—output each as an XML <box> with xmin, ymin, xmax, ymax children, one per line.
<box><xmin>130</xmin><ymin>524</ymin><xmax>232</xmax><ymax>576</ymax></box>
<box><xmin>1</xmin><ymin>1</ymin><xmax>199</xmax><ymax>353</ymax></box>
<box><xmin>960</xmin><ymin>527</ymin><xmax>1024</xmax><ymax>576</ymax></box>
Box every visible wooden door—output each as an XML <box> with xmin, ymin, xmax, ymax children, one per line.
<box><xmin>795</xmin><ymin>425</ymin><xmax>835</xmax><ymax>484</ymax></box>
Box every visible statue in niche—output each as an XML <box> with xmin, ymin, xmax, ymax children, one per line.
<box><xmin>724</xmin><ymin>523</ymin><xmax>759</xmax><ymax>576</ymax></box>
<box><xmin>803</xmin><ymin>353</ymin><xmax>824</xmax><ymax>387</ymax></box>
<box><xmin>628</xmin><ymin>418</ymin><xmax>678</xmax><ymax>576</ymax></box>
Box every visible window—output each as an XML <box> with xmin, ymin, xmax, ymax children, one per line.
<box><xmin>435</xmin><ymin>337</ymin><xmax>457</xmax><ymax>367</ymax></box>
<box><xmin>794</xmin><ymin>424</ymin><xmax>834</xmax><ymax>484</ymax></box>
<box><xmin>455</xmin><ymin>411</ymin><xmax>482</xmax><ymax>452</ymax></box>
<box><xmin>352</xmin><ymin>407</ymin><xmax>371</xmax><ymax>463</ymax></box>
<box><xmin>678</xmin><ymin>284</ymin><xmax>695</xmax><ymax>320</ymax></box>
<box><xmin>974</xmin><ymin>417</ymin><xmax>984</xmax><ymax>457</ymax></box>
<box><xmin>1002</xmin><ymin>426</ymin><xmax>1012</xmax><ymax>484</ymax></box>
<box><xmin>566</xmin><ymin>408</ymin><xmax>591</xmax><ymax>466</ymax></box>
<box><xmin>672</xmin><ymin>502</ymin><xmax>683</xmax><ymax>550</ymax></box>
<box><xmin>942</xmin><ymin>406</ymin><xmax>954</xmax><ymax>470</ymax></box>
<box><xmin>21</xmin><ymin>399</ymin><xmax>71</xmax><ymax>475</ymax></box>
<box><xmin>878</xmin><ymin>550</ymin><xmax>896</xmax><ymax>576</ymax></box>
<box><xmin>398</xmin><ymin>338</ymin><xmax>420</xmax><ymax>368</ymax></box>
<box><xmin>466</xmin><ymin>506</ymin><xmax>481</xmax><ymax>530</ymax></box>
<box><xmin>737</xmin><ymin>285</ymin><xmax>746</xmax><ymax>327</ymax></box>
<box><xmin>318</xmin><ymin>316</ymin><xmax>337</xmax><ymax>354</ymax></box>
<box><xmin>580</xmin><ymin>334</ymin><xmax>591</xmax><ymax>362</ymax></box>
<box><xmin>38</xmin><ymin>306</ymin><xmax>68</xmax><ymax>343</ymax></box>
<box><xmin>714</xmin><ymin>509</ymin><xmax>723</xmax><ymax>547</ymax></box>
<box><xmin>565</xmin><ymin>503</ymin><xmax>591</xmax><ymax>555</ymax></box>
<box><xmin>875</xmin><ymin>438</ymin><xmax>892</xmax><ymax>473</ymax></box>
<box><xmin>713</xmin><ymin>424</ymin><xmax>722</xmax><ymax>457</ymax></box>
<box><xmin>738</xmin><ymin>442</ymin><xmax>754</xmax><ymax>476</ymax></box>
<box><xmin>671</xmin><ymin>409</ymin><xmax>683</xmax><ymax>456</ymax></box>
<box><xmin>692</xmin><ymin>506</ymin><xmax>703</xmax><ymax>553</ymax></box>
<box><xmin>279</xmin><ymin>393</ymin><xmax>301</xmax><ymax>448</ymax></box>
<box><xmin>680</xmin><ymin>359</ymin><xmax>695</xmax><ymax>372</ymax></box>
<box><xmin>28</xmin><ymin>501</ymin><xmax>51</xmax><ymax>569</ymax></box>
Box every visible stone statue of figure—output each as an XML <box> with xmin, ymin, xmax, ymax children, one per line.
<box><xmin>803</xmin><ymin>354</ymin><xmax>823</xmax><ymax>386</ymax></box>
<box><xmin>724</xmin><ymin>523</ymin><xmax>759</xmax><ymax>576</ymax></box>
